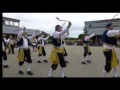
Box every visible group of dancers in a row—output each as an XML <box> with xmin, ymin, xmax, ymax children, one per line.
<box><xmin>2</xmin><ymin>21</ymin><xmax>120</xmax><ymax>77</ymax></box>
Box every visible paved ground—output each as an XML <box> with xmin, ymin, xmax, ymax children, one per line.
<box><xmin>2</xmin><ymin>44</ymin><xmax>120</xmax><ymax>78</ymax></box>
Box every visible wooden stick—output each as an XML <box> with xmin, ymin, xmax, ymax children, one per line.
<box><xmin>56</xmin><ymin>17</ymin><xmax>70</xmax><ymax>22</ymax></box>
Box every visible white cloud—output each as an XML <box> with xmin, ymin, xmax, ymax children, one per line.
<box><xmin>3</xmin><ymin>13</ymin><xmax>120</xmax><ymax>38</ymax></box>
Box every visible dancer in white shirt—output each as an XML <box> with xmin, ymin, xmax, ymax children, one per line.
<box><xmin>37</xmin><ymin>31</ymin><xmax>49</xmax><ymax>63</ymax></box>
<box><xmin>101</xmin><ymin>23</ymin><xmax>120</xmax><ymax>78</ymax></box>
<box><xmin>2</xmin><ymin>33</ymin><xmax>9</xmax><ymax>68</ymax></box>
<box><xmin>81</xmin><ymin>33</ymin><xmax>96</xmax><ymax>64</ymax></box>
<box><xmin>48</xmin><ymin>21</ymin><xmax>72</xmax><ymax>78</ymax></box>
<box><xmin>17</xmin><ymin>27</ymin><xmax>38</xmax><ymax>75</ymax></box>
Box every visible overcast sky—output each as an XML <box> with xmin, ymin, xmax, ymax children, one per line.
<box><xmin>2</xmin><ymin>13</ymin><xmax>120</xmax><ymax>38</ymax></box>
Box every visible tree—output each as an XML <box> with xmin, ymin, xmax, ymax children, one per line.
<box><xmin>78</xmin><ymin>34</ymin><xmax>84</xmax><ymax>39</ymax></box>
<box><xmin>78</xmin><ymin>26</ymin><xmax>87</xmax><ymax>39</ymax></box>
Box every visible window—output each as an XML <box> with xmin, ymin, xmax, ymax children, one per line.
<box><xmin>85</xmin><ymin>24</ymin><xmax>89</xmax><ymax>28</ymax></box>
<box><xmin>99</xmin><ymin>23</ymin><xmax>106</xmax><ymax>27</ymax></box>
<box><xmin>10</xmin><ymin>21</ymin><xmax>13</xmax><ymax>26</ymax></box>
<box><xmin>92</xmin><ymin>23</ymin><xmax>97</xmax><ymax>27</ymax></box>
<box><xmin>14</xmin><ymin>22</ymin><xmax>19</xmax><ymax>26</ymax></box>
<box><xmin>89</xmin><ymin>24</ymin><xmax>91</xmax><ymax>28</ymax></box>
<box><xmin>5</xmin><ymin>20</ymin><xmax>9</xmax><ymax>25</ymax></box>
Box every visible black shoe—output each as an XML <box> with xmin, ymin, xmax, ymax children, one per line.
<box><xmin>44</xmin><ymin>60</ymin><xmax>48</xmax><ymax>63</ymax></box>
<box><xmin>37</xmin><ymin>61</ymin><xmax>42</xmax><ymax>63</ymax></box>
<box><xmin>113</xmin><ymin>76</ymin><xmax>119</xmax><ymax>78</ymax></box>
<box><xmin>82</xmin><ymin>62</ymin><xmax>86</xmax><ymax>64</ymax></box>
<box><xmin>19</xmin><ymin>70</ymin><xmax>24</xmax><ymax>74</ymax></box>
<box><xmin>3</xmin><ymin>65</ymin><xmax>9</xmax><ymax>68</ymax></box>
<box><xmin>48</xmin><ymin>76</ymin><xmax>53</xmax><ymax>78</ymax></box>
<box><xmin>63</xmin><ymin>76</ymin><xmax>67</xmax><ymax>78</ymax></box>
<box><xmin>65</xmin><ymin>61</ymin><xmax>69</xmax><ymax>63</ymax></box>
<box><xmin>61</xmin><ymin>76</ymin><xmax>67</xmax><ymax>78</ymax></box>
<box><xmin>27</xmin><ymin>71</ymin><xmax>33</xmax><ymax>75</ymax></box>
<box><xmin>87</xmin><ymin>60</ymin><xmax>91</xmax><ymax>63</ymax></box>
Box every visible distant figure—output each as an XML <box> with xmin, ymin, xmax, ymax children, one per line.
<box><xmin>31</xmin><ymin>37</ymin><xmax>37</xmax><ymax>52</ymax></box>
<box><xmin>8</xmin><ymin>35</ymin><xmax>15</xmax><ymax>54</ymax></box>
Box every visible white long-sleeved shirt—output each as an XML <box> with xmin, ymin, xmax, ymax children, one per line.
<box><xmin>32</xmin><ymin>38</ymin><xmax>37</xmax><ymax>45</ymax></box>
<box><xmin>37</xmin><ymin>35</ymin><xmax>49</xmax><ymax>46</ymax></box>
<box><xmin>117</xmin><ymin>40</ymin><xmax>120</xmax><ymax>45</ymax></box>
<box><xmin>84</xmin><ymin>34</ymin><xmax>95</xmax><ymax>41</ymax></box>
<box><xmin>17</xmin><ymin>30</ymin><xmax>37</xmax><ymax>42</ymax></box>
<box><xmin>53</xmin><ymin>27</ymin><xmax>69</xmax><ymax>48</ymax></box>
<box><xmin>103</xmin><ymin>30</ymin><xmax>120</xmax><ymax>49</ymax></box>
<box><xmin>61</xmin><ymin>33</ymin><xmax>69</xmax><ymax>47</ymax></box>
<box><xmin>8</xmin><ymin>38</ymin><xmax>14</xmax><ymax>44</ymax></box>
<box><xmin>17</xmin><ymin>30</ymin><xmax>38</xmax><ymax>49</ymax></box>
<box><xmin>2</xmin><ymin>38</ymin><xmax>9</xmax><ymax>49</ymax></box>
<box><xmin>20</xmin><ymin>36</ymin><xmax>28</xmax><ymax>49</ymax></box>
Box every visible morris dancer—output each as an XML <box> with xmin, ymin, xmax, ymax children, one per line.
<box><xmin>101</xmin><ymin>23</ymin><xmax>120</xmax><ymax>78</ymax></box>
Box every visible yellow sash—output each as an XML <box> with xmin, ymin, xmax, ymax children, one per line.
<box><xmin>83</xmin><ymin>44</ymin><xmax>91</xmax><ymax>53</ymax></box>
<box><xmin>8</xmin><ymin>44</ymin><xmax>11</xmax><ymax>50</ymax></box>
<box><xmin>62</xmin><ymin>47</ymin><xmax>65</xmax><ymax>54</ymax></box>
<box><xmin>83</xmin><ymin>43</ymin><xmax>87</xmax><ymax>47</ymax></box>
<box><xmin>88</xmin><ymin>46</ymin><xmax>91</xmax><ymax>53</ymax></box>
<box><xmin>38</xmin><ymin>46</ymin><xmax>42</xmax><ymax>54</ymax></box>
<box><xmin>103</xmin><ymin>48</ymin><xmax>119</xmax><ymax>68</ymax></box>
<box><xmin>111</xmin><ymin>50</ymin><xmax>119</xmax><ymax>68</ymax></box>
<box><xmin>50</xmin><ymin>47</ymin><xmax>62</xmax><ymax>64</ymax></box>
<box><xmin>17</xmin><ymin>49</ymin><xmax>24</xmax><ymax>62</ymax></box>
<box><xmin>11</xmin><ymin>43</ymin><xmax>14</xmax><ymax>45</ymax></box>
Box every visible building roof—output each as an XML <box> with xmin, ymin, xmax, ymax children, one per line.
<box><xmin>85</xmin><ymin>18</ymin><xmax>120</xmax><ymax>24</ymax></box>
<box><xmin>3</xmin><ymin>17</ymin><xmax>20</xmax><ymax>22</ymax></box>
<box><xmin>3</xmin><ymin>25</ymin><xmax>40</xmax><ymax>35</ymax></box>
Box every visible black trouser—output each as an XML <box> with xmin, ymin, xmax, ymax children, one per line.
<box><xmin>103</xmin><ymin>50</ymin><xmax>112</xmax><ymax>73</ymax></box>
<box><xmin>63</xmin><ymin>48</ymin><xmax>67</xmax><ymax>56</ymax></box>
<box><xmin>5</xmin><ymin>47</ymin><xmax>7</xmax><ymax>52</ymax></box>
<box><xmin>32</xmin><ymin>45</ymin><xmax>35</xmax><ymax>50</ymax></box>
<box><xmin>38</xmin><ymin>46</ymin><xmax>46</xmax><ymax>56</ymax></box>
<box><xmin>19</xmin><ymin>48</ymin><xmax>32</xmax><ymax>66</ymax></box>
<box><xmin>8</xmin><ymin>45</ymin><xmax>14</xmax><ymax>54</ymax></box>
<box><xmin>51</xmin><ymin>52</ymin><xmax>66</xmax><ymax>70</ymax></box>
<box><xmin>2</xmin><ymin>50</ymin><xmax>7</xmax><ymax>60</ymax></box>
<box><xmin>83</xmin><ymin>46</ymin><xmax>91</xmax><ymax>57</ymax></box>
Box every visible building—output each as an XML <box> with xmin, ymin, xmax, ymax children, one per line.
<box><xmin>2</xmin><ymin>17</ymin><xmax>40</xmax><ymax>38</ymax></box>
<box><xmin>84</xmin><ymin>18</ymin><xmax>120</xmax><ymax>45</ymax></box>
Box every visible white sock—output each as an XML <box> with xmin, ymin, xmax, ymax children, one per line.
<box><xmin>19</xmin><ymin>65</ymin><xmax>22</xmax><ymax>71</ymax></box>
<box><xmin>87</xmin><ymin>55</ymin><xmax>90</xmax><ymax>61</ymax></box>
<box><xmin>82</xmin><ymin>57</ymin><xmax>85</xmax><ymax>62</ymax></box>
<box><xmin>60</xmin><ymin>67</ymin><xmax>65</xmax><ymax>77</ymax></box>
<box><xmin>43</xmin><ymin>56</ymin><xmax>46</xmax><ymax>61</ymax></box>
<box><xmin>64</xmin><ymin>56</ymin><xmax>67</xmax><ymax>61</ymax></box>
<box><xmin>4</xmin><ymin>60</ymin><xmax>7</xmax><ymax>65</ymax></box>
<box><xmin>48</xmin><ymin>68</ymin><xmax>54</xmax><ymax>77</ymax></box>
<box><xmin>27</xmin><ymin>63</ymin><xmax>31</xmax><ymax>72</ymax></box>
<box><xmin>101</xmin><ymin>70</ymin><xmax>107</xmax><ymax>77</ymax></box>
<box><xmin>38</xmin><ymin>56</ymin><xmax>41</xmax><ymax>61</ymax></box>
<box><xmin>113</xmin><ymin>67</ymin><xmax>118</xmax><ymax>77</ymax></box>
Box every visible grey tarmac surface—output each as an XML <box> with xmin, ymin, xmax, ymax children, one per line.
<box><xmin>2</xmin><ymin>45</ymin><xmax>120</xmax><ymax>78</ymax></box>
